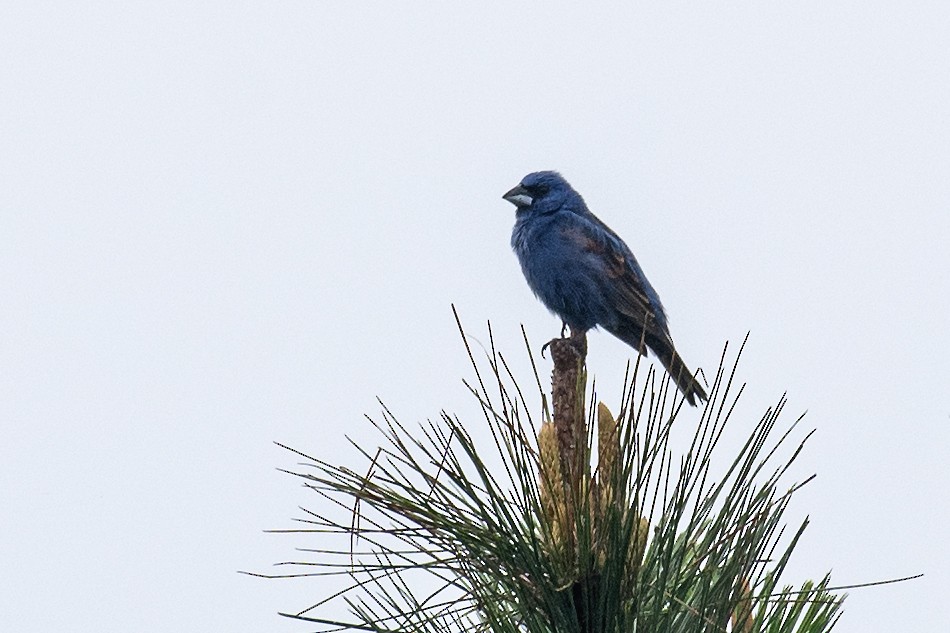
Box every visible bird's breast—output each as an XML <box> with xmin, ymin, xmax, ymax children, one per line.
<box><xmin>511</xmin><ymin>214</ymin><xmax>606</xmax><ymax>331</ymax></box>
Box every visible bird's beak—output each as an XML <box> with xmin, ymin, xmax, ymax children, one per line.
<box><xmin>502</xmin><ymin>184</ymin><xmax>533</xmax><ymax>208</ymax></box>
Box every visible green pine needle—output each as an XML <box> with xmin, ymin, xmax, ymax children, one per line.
<box><xmin>263</xmin><ymin>318</ymin><xmax>851</xmax><ymax>633</ymax></box>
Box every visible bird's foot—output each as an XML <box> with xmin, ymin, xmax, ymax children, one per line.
<box><xmin>541</xmin><ymin>338</ymin><xmax>557</xmax><ymax>358</ymax></box>
<box><xmin>567</xmin><ymin>329</ymin><xmax>588</xmax><ymax>357</ymax></box>
<box><xmin>542</xmin><ymin>327</ymin><xmax>588</xmax><ymax>359</ymax></box>
<box><xmin>543</xmin><ymin>329</ymin><xmax>587</xmax><ymax>362</ymax></box>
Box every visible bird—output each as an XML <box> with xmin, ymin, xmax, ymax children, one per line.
<box><xmin>503</xmin><ymin>170</ymin><xmax>708</xmax><ymax>406</ymax></box>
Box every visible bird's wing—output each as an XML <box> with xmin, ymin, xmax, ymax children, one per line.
<box><xmin>561</xmin><ymin>215</ymin><xmax>670</xmax><ymax>338</ymax></box>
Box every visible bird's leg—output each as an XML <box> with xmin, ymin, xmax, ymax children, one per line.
<box><xmin>543</xmin><ymin>322</ymin><xmax>574</xmax><ymax>357</ymax></box>
<box><xmin>545</xmin><ymin>325</ymin><xmax>588</xmax><ymax>357</ymax></box>
<box><xmin>567</xmin><ymin>326</ymin><xmax>588</xmax><ymax>357</ymax></box>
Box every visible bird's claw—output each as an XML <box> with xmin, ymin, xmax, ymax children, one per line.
<box><xmin>542</xmin><ymin>330</ymin><xmax>587</xmax><ymax>360</ymax></box>
<box><xmin>568</xmin><ymin>330</ymin><xmax>588</xmax><ymax>357</ymax></box>
<box><xmin>541</xmin><ymin>339</ymin><xmax>553</xmax><ymax>358</ymax></box>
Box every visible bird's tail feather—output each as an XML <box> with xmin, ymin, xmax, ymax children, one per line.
<box><xmin>654</xmin><ymin>345</ymin><xmax>707</xmax><ymax>406</ymax></box>
<box><xmin>606</xmin><ymin>323</ymin><xmax>708</xmax><ymax>406</ymax></box>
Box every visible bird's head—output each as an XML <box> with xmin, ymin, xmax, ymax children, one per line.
<box><xmin>503</xmin><ymin>171</ymin><xmax>585</xmax><ymax>216</ymax></box>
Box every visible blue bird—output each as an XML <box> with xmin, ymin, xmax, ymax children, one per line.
<box><xmin>504</xmin><ymin>171</ymin><xmax>707</xmax><ymax>405</ymax></box>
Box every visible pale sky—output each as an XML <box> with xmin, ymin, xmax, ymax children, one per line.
<box><xmin>2</xmin><ymin>3</ymin><xmax>948</xmax><ymax>632</ymax></box>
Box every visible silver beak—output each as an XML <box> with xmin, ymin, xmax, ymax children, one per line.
<box><xmin>502</xmin><ymin>184</ymin><xmax>533</xmax><ymax>208</ymax></box>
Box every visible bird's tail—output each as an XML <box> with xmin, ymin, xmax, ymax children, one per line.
<box><xmin>606</xmin><ymin>322</ymin><xmax>708</xmax><ymax>406</ymax></box>
<box><xmin>654</xmin><ymin>344</ymin><xmax>708</xmax><ymax>406</ymax></box>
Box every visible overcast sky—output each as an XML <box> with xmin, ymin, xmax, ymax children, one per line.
<box><xmin>2</xmin><ymin>2</ymin><xmax>949</xmax><ymax>632</ymax></box>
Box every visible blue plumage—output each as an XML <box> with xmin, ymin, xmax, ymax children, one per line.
<box><xmin>504</xmin><ymin>171</ymin><xmax>707</xmax><ymax>405</ymax></box>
